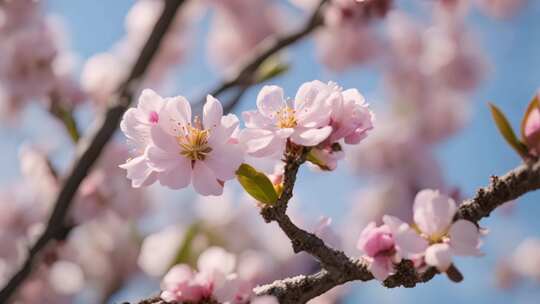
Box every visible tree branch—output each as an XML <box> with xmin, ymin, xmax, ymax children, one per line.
<box><xmin>195</xmin><ymin>0</ymin><xmax>328</xmax><ymax>107</ymax></box>
<box><xmin>0</xmin><ymin>1</ymin><xmax>187</xmax><ymax>302</ymax></box>
<box><xmin>456</xmin><ymin>159</ymin><xmax>540</xmax><ymax>223</ymax></box>
<box><xmin>254</xmin><ymin>159</ymin><xmax>540</xmax><ymax>303</ymax></box>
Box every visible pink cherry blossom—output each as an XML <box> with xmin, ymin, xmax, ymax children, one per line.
<box><xmin>119</xmin><ymin>89</ymin><xmax>165</xmax><ymax>188</ymax></box>
<box><xmin>146</xmin><ymin>94</ymin><xmax>244</xmax><ymax>195</ymax></box>
<box><xmin>206</xmin><ymin>0</ymin><xmax>286</xmax><ymax>73</ymax></box>
<box><xmin>475</xmin><ymin>0</ymin><xmax>527</xmax><ymax>19</ymax></box>
<box><xmin>241</xmin><ymin>81</ymin><xmax>334</xmax><ymax>157</ymax></box>
<box><xmin>357</xmin><ymin>222</ymin><xmax>398</xmax><ymax>280</ymax></box>
<box><xmin>160</xmin><ymin>247</ymin><xmax>248</xmax><ymax>303</ymax></box>
<box><xmin>308</xmin><ymin>82</ymin><xmax>373</xmax><ymax>170</ymax></box>
<box><xmin>384</xmin><ymin>189</ymin><xmax>483</xmax><ymax>272</ymax></box>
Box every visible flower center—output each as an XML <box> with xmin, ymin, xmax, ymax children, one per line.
<box><xmin>177</xmin><ymin>116</ymin><xmax>212</xmax><ymax>161</ymax></box>
<box><xmin>276</xmin><ymin>106</ymin><xmax>297</xmax><ymax>129</ymax></box>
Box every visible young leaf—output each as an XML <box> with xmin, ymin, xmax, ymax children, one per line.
<box><xmin>489</xmin><ymin>103</ymin><xmax>529</xmax><ymax>158</ymax></box>
<box><xmin>255</xmin><ymin>56</ymin><xmax>290</xmax><ymax>84</ymax></box>
<box><xmin>306</xmin><ymin>150</ymin><xmax>331</xmax><ymax>171</ymax></box>
<box><xmin>520</xmin><ymin>93</ymin><xmax>540</xmax><ymax>141</ymax></box>
<box><xmin>236</xmin><ymin>163</ymin><xmax>278</xmax><ymax>205</ymax></box>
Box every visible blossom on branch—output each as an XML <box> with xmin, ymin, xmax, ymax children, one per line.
<box><xmin>161</xmin><ymin>247</ymin><xmax>253</xmax><ymax>304</ymax></box>
<box><xmin>384</xmin><ymin>189</ymin><xmax>483</xmax><ymax>272</ymax></box>
<box><xmin>120</xmin><ymin>90</ymin><xmax>244</xmax><ymax>196</ymax></box>
<box><xmin>241</xmin><ymin>81</ymin><xmax>333</xmax><ymax>157</ymax></box>
<box><xmin>357</xmin><ymin>222</ymin><xmax>399</xmax><ymax>280</ymax></box>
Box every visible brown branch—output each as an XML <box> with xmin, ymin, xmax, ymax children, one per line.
<box><xmin>195</xmin><ymin>0</ymin><xmax>328</xmax><ymax>107</ymax></box>
<box><xmin>253</xmin><ymin>159</ymin><xmax>540</xmax><ymax>303</ymax></box>
<box><xmin>0</xmin><ymin>1</ymin><xmax>187</xmax><ymax>302</ymax></box>
<box><xmin>456</xmin><ymin>159</ymin><xmax>540</xmax><ymax>222</ymax></box>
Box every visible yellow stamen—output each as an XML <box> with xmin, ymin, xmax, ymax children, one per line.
<box><xmin>177</xmin><ymin>115</ymin><xmax>212</xmax><ymax>161</ymax></box>
<box><xmin>276</xmin><ymin>106</ymin><xmax>297</xmax><ymax>129</ymax></box>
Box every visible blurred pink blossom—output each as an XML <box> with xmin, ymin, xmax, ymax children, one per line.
<box><xmin>207</xmin><ymin>0</ymin><xmax>286</xmax><ymax>73</ymax></box>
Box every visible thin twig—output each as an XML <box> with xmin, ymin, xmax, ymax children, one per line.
<box><xmin>0</xmin><ymin>1</ymin><xmax>187</xmax><ymax>302</ymax></box>
<box><xmin>195</xmin><ymin>0</ymin><xmax>328</xmax><ymax>107</ymax></box>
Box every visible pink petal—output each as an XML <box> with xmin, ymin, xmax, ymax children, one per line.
<box><xmin>369</xmin><ymin>256</ymin><xmax>393</xmax><ymax>281</ymax></box>
<box><xmin>425</xmin><ymin>243</ymin><xmax>453</xmax><ymax>272</ymax></box>
<box><xmin>449</xmin><ymin>220</ymin><xmax>482</xmax><ymax>256</ymax></box>
<box><xmin>290</xmin><ymin>126</ymin><xmax>332</xmax><ymax>146</ymax></box>
<box><xmin>146</xmin><ymin>145</ymin><xmax>179</xmax><ymax>172</ymax></box>
<box><xmin>276</xmin><ymin>128</ymin><xmax>294</xmax><ymax>139</ymax></box>
<box><xmin>162</xmin><ymin>265</ymin><xmax>195</xmax><ymax>290</ymax></box>
<box><xmin>242</xmin><ymin>110</ymin><xmax>272</xmax><ymax>129</ymax></box>
<box><xmin>119</xmin><ymin>155</ymin><xmax>157</xmax><ymax>187</ymax></box>
<box><xmin>197</xmin><ymin>247</ymin><xmax>236</xmax><ymax>281</ymax></box>
<box><xmin>203</xmin><ymin>95</ymin><xmax>223</xmax><ymax>130</ymax></box>
<box><xmin>150</xmin><ymin>125</ymin><xmax>178</xmax><ymax>152</ymax></box>
<box><xmin>121</xmin><ymin>108</ymin><xmax>149</xmax><ymax>148</ymax></box>
<box><xmin>157</xmin><ymin>159</ymin><xmax>192</xmax><ymax>190</ymax></box>
<box><xmin>192</xmin><ymin>161</ymin><xmax>223</xmax><ymax>196</ymax></box>
<box><xmin>383</xmin><ymin>215</ymin><xmax>428</xmax><ymax>259</ymax></box>
<box><xmin>413</xmin><ymin>189</ymin><xmax>456</xmax><ymax>238</ymax></box>
<box><xmin>209</xmin><ymin>113</ymin><xmax>239</xmax><ymax>147</ymax></box>
<box><xmin>240</xmin><ymin>129</ymin><xmax>284</xmax><ymax>157</ymax></box>
<box><xmin>256</xmin><ymin>85</ymin><xmax>285</xmax><ymax>118</ymax></box>
<box><xmin>204</xmin><ymin>143</ymin><xmax>244</xmax><ymax>181</ymax></box>
<box><xmin>294</xmin><ymin>80</ymin><xmax>332</xmax><ymax>128</ymax></box>
<box><xmin>160</xmin><ymin>95</ymin><xmax>192</xmax><ymax>135</ymax></box>
<box><xmin>160</xmin><ymin>290</ymin><xmax>178</xmax><ymax>303</ymax></box>
<box><xmin>138</xmin><ymin>89</ymin><xmax>164</xmax><ymax>114</ymax></box>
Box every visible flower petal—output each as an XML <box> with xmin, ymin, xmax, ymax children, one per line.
<box><xmin>449</xmin><ymin>220</ymin><xmax>482</xmax><ymax>256</ymax></box>
<box><xmin>204</xmin><ymin>143</ymin><xmax>244</xmax><ymax>181</ymax></box>
<box><xmin>383</xmin><ymin>215</ymin><xmax>428</xmax><ymax>259</ymax></box>
<box><xmin>146</xmin><ymin>145</ymin><xmax>179</xmax><ymax>172</ymax></box>
<box><xmin>256</xmin><ymin>85</ymin><xmax>285</xmax><ymax>118</ymax></box>
<box><xmin>160</xmin><ymin>95</ymin><xmax>192</xmax><ymax>135</ymax></box>
<box><xmin>138</xmin><ymin>88</ymin><xmax>164</xmax><ymax>114</ymax></box>
<box><xmin>425</xmin><ymin>243</ymin><xmax>453</xmax><ymax>272</ymax></box>
<box><xmin>209</xmin><ymin>113</ymin><xmax>239</xmax><ymax>147</ymax></box>
<box><xmin>294</xmin><ymin>80</ymin><xmax>332</xmax><ymax>128</ymax></box>
<box><xmin>150</xmin><ymin>125</ymin><xmax>178</xmax><ymax>152</ymax></box>
<box><xmin>157</xmin><ymin>159</ymin><xmax>192</xmax><ymax>190</ymax></box>
<box><xmin>119</xmin><ymin>155</ymin><xmax>157</xmax><ymax>188</ymax></box>
<box><xmin>240</xmin><ymin>129</ymin><xmax>284</xmax><ymax>157</ymax></box>
<box><xmin>197</xmin><ymin>247</ymin><xmax>236</xmax><ymax>279</ymax></box>
<box><xmin>290</xmin><ymin>126</ymin><xmax>332</xmax><ymax>146</ymax></box>
<box><xmin>121</xmin><ymin>108</ymin><xmax>149</xmax><ymax>148</ymax></box>
<box><xmin>203</xmin><ymin>95</ymin><xmax>223</xmax><ymax>130</ymax></box>
<box><xmin>369</xmin><ymin>256</ymin><xmax>393</xmax><ymax>281</ymax></box>
<box><xmin>192</xmin><ymin>161</ymin><xmax>223</xmax><ymax>196</ymax></box>
<box><xmin>413</xmin><ymin>189</ymin><xmax>456</xmax><ymax>238</ymax></box>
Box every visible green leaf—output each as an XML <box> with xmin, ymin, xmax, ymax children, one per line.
<box><xmin>236</xmin><ymin>163</ymin><xmax>278</xmax><ymax>205</ymax></box>
<box><xmin>520</xmin><ymin>94</ymin><xmax>540</xmax><ymax>141</ymax></box>
<box><xmin>489</xmin><ymin>103</ymin><xmax>529</xmax><ymax>158</ymax></box>
<box><xmin>255</xmin><ymin>56</ymin><xmax>290</xmax><ymax>84</ymax></box>
<box><xmin>306</xmin><ymin>150</ymin><xmax>330</xmax><ymax>171</ymax></box>
<box><xmin>170</xmin><ymin>223</ymin><xmax>200</xmax><ymax>268</ymax></box>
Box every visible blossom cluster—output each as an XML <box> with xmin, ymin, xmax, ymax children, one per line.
<box><xmin>0</xmin><ymin>0</ymin><xmax>83</xmax><ymax>118</ymax></box>
<box><xmin>119</xmin><ymin>80</ymin><xmax>373</xmax><ymax>196</ymax></box>
<box><xmin>356</xmin><ymin>189</ymin><xmax>484</xmax><ymax>280</ymax></box>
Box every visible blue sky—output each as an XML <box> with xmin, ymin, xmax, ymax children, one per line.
<box><xmin>1</xmin><ymin>0</ymin><xmax>539</xmax><ymax>303</ymax></box>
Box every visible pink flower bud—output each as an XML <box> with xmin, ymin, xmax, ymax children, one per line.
<box><xmin>523</xmin><ymin>95</ymin><xmax>540</xmax><ymax>155</ymax></box>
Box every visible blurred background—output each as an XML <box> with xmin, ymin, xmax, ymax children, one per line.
<box><xmin>1</xmin><ymin>0</ymin><xmax>540</xmax><ymax>303</ymax></box>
